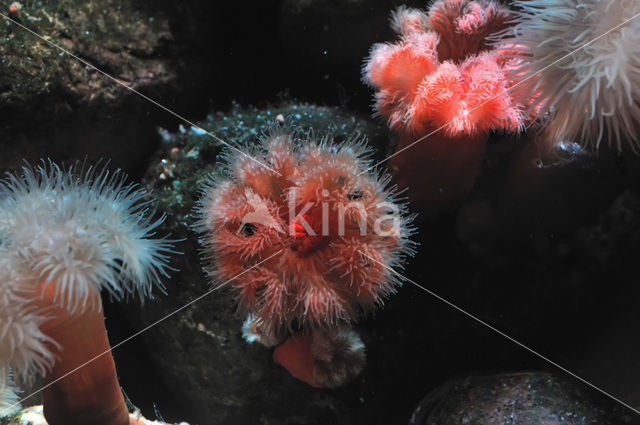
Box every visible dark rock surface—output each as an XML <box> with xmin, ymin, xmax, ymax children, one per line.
<box><xmin>0</xmin><ymin>1</ymin><xmax>172</xmax><ymax>107</ymax></box>
<box><xmin>408</xmin><ymin>372</ymin><xmax>638</xmax><ymax>425</ymax></box>
<box><xmin>0</xmin><ymin>0</ymin><xmax>175</xmax><ymax>172</ymax></box>
<box><xmin>457</xmin><ymin>140</ymin><xmax>640</xmax><ymax>268</ymax></box>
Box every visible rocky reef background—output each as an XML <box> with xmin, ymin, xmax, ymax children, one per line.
<box><xmin>2</xmin><ymin>0</ymin><xmax>640</xmax><ymax>424</ymax></box>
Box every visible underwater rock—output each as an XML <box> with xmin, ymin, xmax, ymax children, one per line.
<box><xmin>408</xmin><ymin>372</ymin><xmax>638</xmax><ymax>425</ymax></box>
<box><xmin>448</xmin><ymin>138</ymin><xmax>640</xmax><ymax>360</ymax></box>
<box><xmin>0</xmin><ymin>1</ymin><xmax>173</xmax><ymax>107</ymax></box>
<box><xmin>0</xmin><ymin>0</ymin><xmax>176</xmax><ymax>173</ymax></box>
<box><xmin>575</xmin><ymin>187</ymin><xmax>640</xmax><ymax>269</ymax></box>
<box><xmin>121</xmin><ymin>103</ymin><xmax>389</xmax><ymax>425</ymax></box>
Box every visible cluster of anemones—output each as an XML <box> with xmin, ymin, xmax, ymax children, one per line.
<box><xmin>196</xmin><ymin>126</ymin><xmax>415</xmax><ymax>387</ymax></box>
<box><xmin>363</xmin><ymin>0</ymin><xmax>640</xmax><ymax>212</ymax></box>
<box><xmin>0</xmin><ymin>162</ymin><xmax>175</xmax><ymax>425</ymax></box>
<box><xmin>6</xmin><ymin>0</ymin><xmax>635</xmax><ymax>409</ymax></box>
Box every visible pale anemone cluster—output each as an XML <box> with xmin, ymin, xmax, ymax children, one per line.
<box><xmin>0</xmin><ymin>162</ymin><xmax>174</xmax><ymax>414</ymax></box>
<box><xmin>504</xmin><ymin>0</ymin><xmax>640</xmax><ymax>152</ymax></box>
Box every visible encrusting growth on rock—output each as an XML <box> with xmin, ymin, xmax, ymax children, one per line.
<box><xmin>0</xmin><ymin>162</ymin><xmax>176</xmax><ymax>425</ymax></box>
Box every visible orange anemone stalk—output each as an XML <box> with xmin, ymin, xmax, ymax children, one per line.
<box><xmin>33</xmin><ymin>283</ymin><xmax>130</xmax><ymax>425</ymax></box>
<box><xmin>272</xmin><ymin>327</ymin><xmax>366</xmax><ymax>388</ymax></box>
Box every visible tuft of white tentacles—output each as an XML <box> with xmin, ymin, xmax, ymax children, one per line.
<box><xmin>0</xmin><ymin>162</ymin><xmax>175</xmax><ymax>311</ymax></box>
<box><xmin>503</xmin><ymin>0</ymin><xmax>640</xmax><ymax>152</ymax></box>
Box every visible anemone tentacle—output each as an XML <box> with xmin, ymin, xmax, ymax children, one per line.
<box><xmin>503</xmin><ymin>0</ymin><xmax>640</xmax><ymax>151</ymax></box>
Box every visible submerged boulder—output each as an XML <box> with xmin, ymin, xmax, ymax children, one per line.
<box><xmin>409</xmin><ymin>372</ymin><xmax>637</xmax><ymax>425</ymax></box>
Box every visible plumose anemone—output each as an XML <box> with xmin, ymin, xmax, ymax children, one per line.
<box><xmin>0</xmin><ymin>162</ymin><xmax>176</xmax><ymax>425</ymax></box>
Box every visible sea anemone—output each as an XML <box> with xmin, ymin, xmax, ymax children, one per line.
<box><xmin>363</xmin><ymin>0</ymin><xmax>526</xmax><ymax>212</ymax></box>
<box><xmin>503</xmin><ymin>0</ymin><xmax>640</xmax><ymax>152</ymax></box>
<box><xmin>197</xmin><ymin>126</ymin><xmax>415</xmax><ymax>332</ymax></box>
<box><xmin>196</xmin><ymin>125</ymin><xmax>415</xmax><ymax>386</ymax></box>
<box><xmin>273</xmin><ymin>327</ymin><xmax>365</xmax><ymax>388</ymax></box>
<box><xmin>0</xmin><ymin>162</ymin><xmax>175</xmax><ymax>425</ymax></box>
